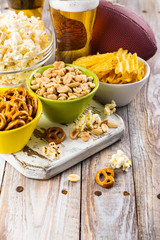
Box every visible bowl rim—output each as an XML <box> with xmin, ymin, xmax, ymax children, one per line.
<box><xmin>0</xmin><ymin>88</ymin><xmax>42</xmax><ymax>134</ymax></box>
<box><xmin>1</xmin><ymin>46</ymin><xmax>54</xmax><ymax>75</ymax></box>
<box><xmin>99</xmin><ymin>56</ymin><xmax>150</xmax><ymax>87</ymax></box>
<box><xmin>27</xmin><ymin>63</ymin><xmax>99</xmax><ymax>103</ymax></box>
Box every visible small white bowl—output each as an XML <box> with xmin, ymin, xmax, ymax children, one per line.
<box><xmin>95</xmin><ymin>57</ymin><xmax>150</xmax><ymax>107</ymax></box>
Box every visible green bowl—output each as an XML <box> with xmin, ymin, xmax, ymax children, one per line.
<box><xmin>27</xmin><ymin>64</ymin><xmax>99</xmax><ymax>123</ymax></box>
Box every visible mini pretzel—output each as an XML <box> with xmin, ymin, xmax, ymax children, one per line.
<box><xmin>1</xmin><ymin>102</ymin><xmax>17</xmax><ymax>122</ymax></box>
<box><xmin>46</xmin><ymin>127</ymin><xmax>65</xmax><ymax>144</ymax></box>
<box><xmin>4</xmin><ymin>88</ymin><xmax>18</xmax><ymax>100</ymax></box>
<box><xmin>0</xmin><ymin>113</ymin><xmax>7</xmax><ymax>130</ymax></box>
<box><xmin>31</xmin><ymin>97</ymin><xmax>38</xmax><ymax>117</ymax></box>
<box><xmin>0</xmin><ymin>95</ymin><xmax>6</xmax><ymax>104</ymax></box>
<box><xmin>26</xmin><ymin>95</ymin><xmax>38</xmax><ymax>117</ymax></box>
<box><xmin>27</xmin><ymin>104</ymin><xmax>33</xmax><ymax>116</ymax></box>
<box><xmin>16</xmin><ymin>88</ymin><xmax>27</xmax><ymax>98</ymax></box>
<box><xmin>12</xmin><ymin>110</ymin><xmax>29</xmax><ymax>121</ymax></box>
<box><xmin>5</xmin><ymin>119</ymin><xmax>26</xmax><ymax>130</ymax></box>
<box><xmin>96</xmin><ymin>168</ymin><xmax>115</xmax><ymax>188</ymax></box>
<box><xmin>25</xmin><ymin>116</ymin><xmax>33</xmax><ymax>123</ymax></box>
<box><xmin>11</xmin><ymin>98</ymin><xmax>28</xmax><ymax>111</ymax></box>
<box><xmin>0</xmin><ymin>103</ymin><xmax>7</xmax><ymax>114</ymax></box>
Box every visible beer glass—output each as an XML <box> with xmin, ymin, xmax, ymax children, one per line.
<box><xmin>49</xmin><ymin>0</ymin><xmax>99</xmax><ymax>63</ymax></box>
<box><xmin>7</xmin><ymin>0</ymin><xmax>44</xmax><ymax>18</ymax></box>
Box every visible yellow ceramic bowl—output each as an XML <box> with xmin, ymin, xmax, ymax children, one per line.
<box><xmin>0</xmin><ymin>88</ymin><xmax>42</xmax><ymax>154</ymax></box>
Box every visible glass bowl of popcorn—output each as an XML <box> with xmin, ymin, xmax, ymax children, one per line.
<box><xmin>0</xmin><ymin>11</ymin><xmax>54</xmax><ymax>87</ymax></box>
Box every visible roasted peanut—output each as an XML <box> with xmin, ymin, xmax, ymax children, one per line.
<box><xmin>47</xmin><ymin>87</ymin><xmax>54</xmax><ymax>94</ymax></box>
<box><xmin>31</xmin><ymin>79</ymin><xmax>37</xmax><ymax>85</ymax></box>
<box><xmin>34</xmin><ymin>73</ymin><xmax>41</xmax><ymax>78</ymax></box>
<box><xmin>101</xmin><ymin>123</ymin><xmax>109</xmax><ymax>133</ymax></box>
<box><xmin>67</xmin><ymin>82</ymin><xmax>80</xmax><ymax>88</ymax></box>
<box><xmin>68</xmin><ymin>95</ymin><xmax>77</xmax><ymax>100</ymax></box>
<box><xmin>78</xmin><ymin>132</ymin><xmax>90</xmax><ymax>142</ymax></box>
<box><xmin>107</xmin><ymin>121</ymin><xmax>118</xmax><ymax>128</ymax></box>
<box><xmin>58</xmin><ymin>96</ymin><xmax>66</xmax><ymax>101</ymax></box>
<box><xmin>88</xmin><ymin>82</ymin><xmax>96</xmax><ymax>88</ymax></box>
<box><xmin>31</xmin><ymin>84</ymin><xmax>39</xmax><ymax>90</ymax></box>
<box><xmin>53</xmin><ymin>61</ymin><xmax>65</xmax><ymax>69</ymax></box>
<box><xmin>63</xmin><ymin>73</ymin><xmax>72</xmax><ymax>84</ymax></box>
<box><xmin>68</xmin><ymin>174</ymin><xmax>80</xmax><ymax>182</ymax></box>
<box><xmin>47</xmin><ymin>94</ymin><xmax>57</xmax><ymax>100</ymax></box>
<box><xmin>73</xmin><ymin>87</ymin><xmax>82</xmax><ymax>94</ymax></box>
<box><xmin>91</xmin><ymin>128</ymin><xmax>103</xmax><ymax>135</ymax></box>
<box><xmin>39</xmin><ymin>87</ymin><xmax>46</xmax><ymax>96</ymax></box>
<box><xmin>57</xmin><ymin>85</ymin><xmax>69</xmax><ymax>93</ymax></box>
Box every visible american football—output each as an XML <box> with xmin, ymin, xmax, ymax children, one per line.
<box><xmin>91</xmin><ymin>1</ymin><xmax>157</xmax><ymax>60</ymax></box>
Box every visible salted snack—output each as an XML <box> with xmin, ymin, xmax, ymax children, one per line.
<box><xmin>0</xmin><ymin>11</ymin><xmax>49</xmax><ymax>85</ymax></box>
<box><xmin>42</xmin><ymin>142</ymin><xmax>61</xmax><ymax>160</ymax></box>
<box><xmin>46</xmin><ymin>127</ymin><xmax>65</xmax><ymax>144</ymax></box>
<box><xmin>0</xmin><ymin>88</ymin><xmax>38</xmax><ymax>131</ymax></box>
<box><xmin>69</xmin><ymin>109</ymin><xmax>118</xmax><ymax>142</ymax></box>
<box><xmin>109</xmin><ymin>150</ymin><xmax>131</xmax><ymax>171</ymax></box>
<box><xmin>104</xmin><ymin>100</ymin><xmax>116</xmax><ymax>116</ymax></box>
<box><xmin>74</xmin><ymin>110</ymin><xmax>101</xmax><ymax>132</ymax></box>
<box><xmin>96</xmin><ymin>168</ymin><xmax>115</xmax><ymax>188</ymax></box>
<box><xmin>73</xmin><ymin>48</ymin><xmax>145</xmax><ymax>84</ymax></box>
<box><xmin>107</xmin><ymin>121</ymin><xmax>118</xmax><ymax>128</ymax></box>
<box><xmin>78</xmin><ymin>132</ymin><xmax>90</xmax><ymax>142</ymax></box>
<box><xmin>31</xmin><ymin>61</ymin><xmax>95</xmax><ymax>100</ymax></box>
<box><xmin>69</xmin><ymin>128</ymin><xmax>80</xmax><ymax>140</ymax></box>
<box><xmin>67</xmin><ymin>174</ymin><xmax>80</xmax><ymax>182</ymax></box>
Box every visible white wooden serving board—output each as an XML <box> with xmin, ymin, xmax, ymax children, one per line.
<box><xmin>0</xmin><ymin>100</ymin><xmax>125</xmax><ymax>180</ymax></box>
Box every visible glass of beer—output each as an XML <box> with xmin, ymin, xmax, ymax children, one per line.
<box><xmin>7</xmin><ymin>0</ymin><xmax>44</xmax><ymax>18</ymax></box>
<box><xmin>49</xmin><ymin>0</ymin><xmax>99</xmax><ymax>63</ymax></box>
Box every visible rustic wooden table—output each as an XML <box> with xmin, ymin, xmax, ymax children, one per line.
<box><xmin>0</xmin><ymin>0</ymin><xmax>160</xmax><ymax>239</ymax></box>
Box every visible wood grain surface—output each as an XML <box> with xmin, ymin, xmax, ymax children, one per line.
<box><xmin>0</xmin><ymin>0</ymin><xmax>160</xmax><ymax>240</ymax></box>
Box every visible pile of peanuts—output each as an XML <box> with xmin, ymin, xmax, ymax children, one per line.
<box><xmin>31</xmin><ymin>61</ymin><xmax>95</xmax><ymax>101</ymax></box>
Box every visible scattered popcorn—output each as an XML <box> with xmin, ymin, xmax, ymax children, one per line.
<box><xmin>109</xmin><ymin>150</ymin><xmax>131</xmax><ymax>171</ymax></box>
<box><xmin>0</xmin><ymin>11</ymin><xmax>49</xmax><ymax>85</ymax></box>
<box><xmin>42</xmin><ymin>142</ymin><xmax>61</xmax><ymax>160</ymax></box>
<box><xmin>74</xmin><ymin>110</ymin><xmax>102</xmax><ymax>131</ymax></box>
<box><xmin>104</xmin><ymin>100</ymin><xmax>116</xmax><ymax>116</ymax></box>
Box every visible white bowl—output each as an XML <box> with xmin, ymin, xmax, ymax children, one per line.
<box><xmin>95</xmin><ymin>57</ymin><xmax>150</xmax><ymax>107</ymax></box>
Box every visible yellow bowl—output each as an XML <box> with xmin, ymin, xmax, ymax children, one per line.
<box><xmin>0</xmin><ymin>88</ymin><xmax>42</xmax><ymax>154</ymax></box>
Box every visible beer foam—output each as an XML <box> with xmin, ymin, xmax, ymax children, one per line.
<box><xmin>49</xmin><ymin>0</ymin><xmax>99</xmax><ymax>12</ymax></box>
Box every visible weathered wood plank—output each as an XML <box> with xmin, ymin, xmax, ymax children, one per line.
<box><xmin>128</xmin><ymin>56</ymin><xmax>160</xmax><ymax>237</ymax></box>
<box><xmin>0</xmin><ymin>162</ymin><xmax>81</xmax><ymax>240</ymax></box>
<box><xmin>81</xmin><ymin>107</ymin><xmax>138</xmax><ymax>240</ymax></box>
<box><xmin>124</xmin><ymin>0</ymin><xmax>160</xmax><ymax>239</ymax></box>
<box><xmin>0</xmin><ymin>158</ymin><xmax>6</xmax><ymax>193</ymax></box>
<box><xmin>0</xmin><ymin>0</ymin><xmax>159</xmax><ymax>239</ymax></box>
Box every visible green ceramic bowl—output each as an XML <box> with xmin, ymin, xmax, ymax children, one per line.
<box><xmin>27</xmin><ymin>64</ymin><xmax>99</xmax><ymax>123</ymax></box>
